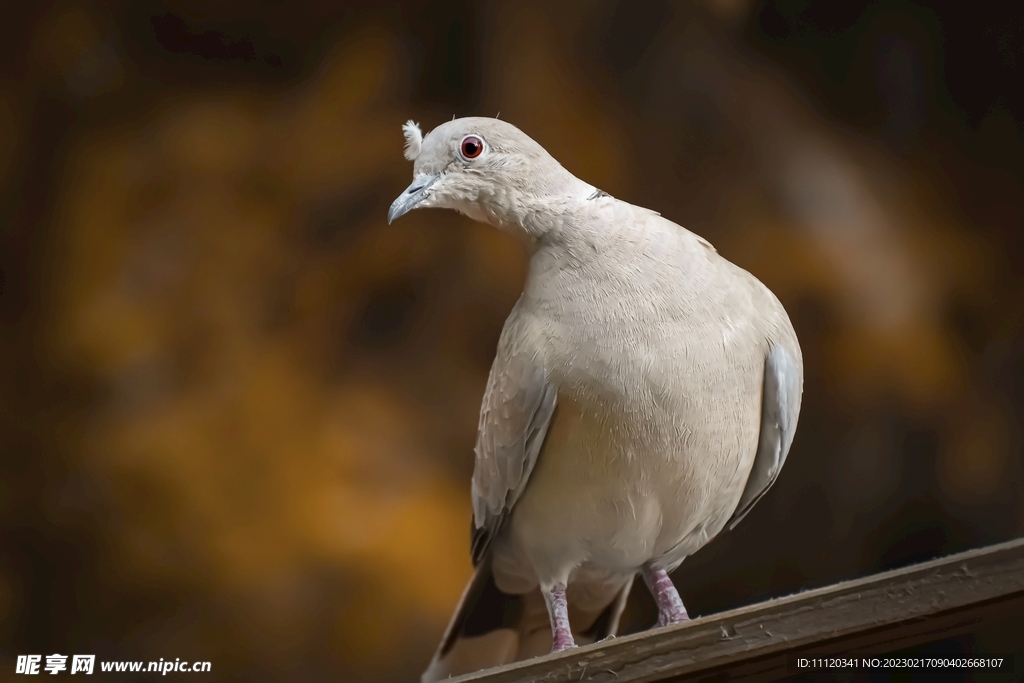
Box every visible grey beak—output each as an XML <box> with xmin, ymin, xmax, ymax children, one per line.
<box><xmin>388</xmin><ymin>174</ymin><xmax>438</xmax><ymax>224</ymax></box>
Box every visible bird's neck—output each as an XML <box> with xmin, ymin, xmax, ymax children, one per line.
<box><xmin>493</xmin><ymin>177</ymin><xmax>599</xmax><ymax>243</ymax></box>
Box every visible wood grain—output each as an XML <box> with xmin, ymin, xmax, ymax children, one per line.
<box><xmin>445</xmin><ymin>537</ymin><xmax>1024</xmax><ymax>683</ymax></box>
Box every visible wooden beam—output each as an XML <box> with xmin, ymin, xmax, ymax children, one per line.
<box><xmin>446</xmin><ymin>537</ymin><xmax>1024</xmax><ymax>683</ymax></box>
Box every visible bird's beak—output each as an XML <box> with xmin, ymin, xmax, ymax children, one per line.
<box><xmin>388</xmin><ymin>174</ymin><xmax>438</xmax><ymax>224</ymax></box>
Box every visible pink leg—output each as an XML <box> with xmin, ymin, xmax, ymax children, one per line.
<box><xmin>641</xmin><ymin>564</ymin><xmax>689</xmax><ymax>627</ymax></box>
<box><xmin>543</xmin><ymin>583</ymin><xmax>576</xmax><ymax>652</ymax></box>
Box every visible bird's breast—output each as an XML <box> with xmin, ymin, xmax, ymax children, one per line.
<box><xmin>508</xmin><ymin>234</ymin><xmax>775</xmax><ymax>575</ymax></box>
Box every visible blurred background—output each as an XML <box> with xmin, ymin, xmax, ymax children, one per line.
<box><xmin>1</xmin><ymin>0</ymin><xmax>1022</xmax><ymax>680</ymax></box>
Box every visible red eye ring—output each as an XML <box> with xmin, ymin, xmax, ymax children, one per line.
<box><xmin>460</xmin><ymin>135</ymin><xmax>484</xmax><ymax>159</ymax></box>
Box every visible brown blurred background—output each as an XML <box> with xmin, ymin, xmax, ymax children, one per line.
<box><xmin>1</xmin><ymin>0</ymin><xmax>1022</xmax><ymax>680</ymax></box>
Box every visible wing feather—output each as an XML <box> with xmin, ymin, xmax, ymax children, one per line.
<box><xmin>470</xmin><ymin>298</ymin><xmax>556</xmax><ymax>563</ymax></box>
<box><xmin>727</xmin><ymin>342</ymin><xmax>803</xmax><ymax>530</ymax></box>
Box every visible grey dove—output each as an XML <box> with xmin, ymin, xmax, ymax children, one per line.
<box><xmin>388</xmin><ymin>117</ymin><xmax>803</xmax><ymax>681</ymax></box>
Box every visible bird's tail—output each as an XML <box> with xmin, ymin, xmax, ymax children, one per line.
<box><xmin>422</xmin><ymin>557</ymin><xmax>634</xmax><ymax>682</ymax></box>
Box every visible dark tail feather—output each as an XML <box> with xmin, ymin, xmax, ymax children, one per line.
<box><xmin>422</xmin><ymin>555</ymin><xmax>522</xmax><ymax>682</ymax></box>
<box><xmin>422</xmin><ymin>559</ymin><xmax>634</xmax><ymax>682</ymax></box>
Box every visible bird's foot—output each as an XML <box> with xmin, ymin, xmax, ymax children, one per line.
<box><xmin>657</xmin><ymin>605</ymin><xmax>690</xmax><ymax>627</ymax></box>
<box><xmin>551</xmin><ymin>637</ymin><xmax>578</xmax><ymax>654</ymax></box>
<box><xmin>642</xmin><ymin>564</ymin><xmax>690</xmax><ymax>628</ymax></box>
<box><xmin>545</xmin><ymin>582</ymin><xmax>578</xmax><ymax>653</ymax></box>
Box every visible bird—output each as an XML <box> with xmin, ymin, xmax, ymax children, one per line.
<box><xmin>388</xmin><ymin>117</ymin><xmax>803</xmax><ymax>681</ymax></box>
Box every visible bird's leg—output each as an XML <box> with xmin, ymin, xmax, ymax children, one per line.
<box><xmin>641</xmin><ymin>564</ymin><xmax>690</xmax><ymax>627</ymax></box>
<box><xmin>542</xmin><ymin>582</ymin><xmax>576</xmax><ymax>652</ymax></box>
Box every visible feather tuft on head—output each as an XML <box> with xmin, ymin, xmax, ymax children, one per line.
<box><xmin>402</xmin><ymin>120</ymin><xmax>422</xmax><ymax>160</ymax></box>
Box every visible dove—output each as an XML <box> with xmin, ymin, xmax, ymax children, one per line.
<box><xmin>388</xmin><ymin>117</ymin><xmax>803</xmax><ymax>681</ymax></box>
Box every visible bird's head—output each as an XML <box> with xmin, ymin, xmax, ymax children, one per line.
<box><xmin>388</xmin><ymin>117</ymin><xmax>593</xmax><ymax>232</ymax></box>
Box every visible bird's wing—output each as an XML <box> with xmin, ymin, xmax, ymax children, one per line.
<box><xmin>470</xmin><ymin>296</ymin><xmax>557</xmax><ymax>564</ymax></box>
<box><xmin>727</xmin><ymin>341</ymin><xmax>803</xmax><ymax>530</ymax></box>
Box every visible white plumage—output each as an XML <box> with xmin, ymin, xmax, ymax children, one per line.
<box><xmin>402</xmin><ymin>120</ymin><xmax>422</xmax><ymax>160</ymax></box>
<box><xmin>387</xmin><ymin>117</ymin><xmax>804</xmax><ymax>682</ymax></box>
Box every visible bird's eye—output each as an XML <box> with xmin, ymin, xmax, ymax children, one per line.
<box><xmin>460</xmin><ymin>135</ymin><xmax>484</xmax><ymax>159</ymax></box>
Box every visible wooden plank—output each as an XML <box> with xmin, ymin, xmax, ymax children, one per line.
<box><xmin>446</xmin><ymin>537</ymin><xmax>1024</xmax><ymax>683</ymax></box>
